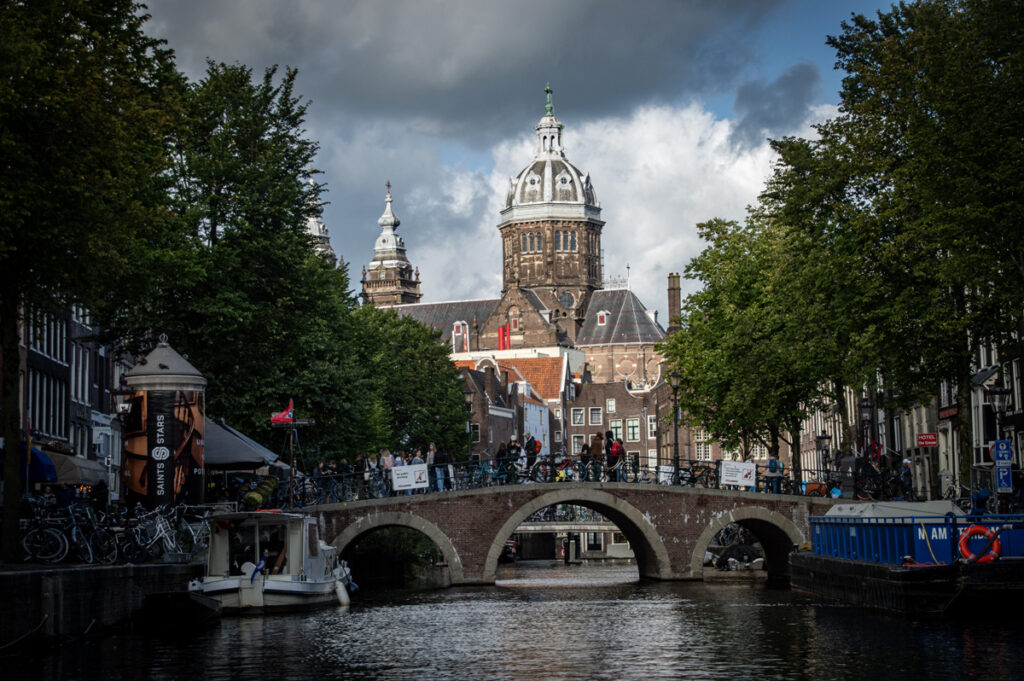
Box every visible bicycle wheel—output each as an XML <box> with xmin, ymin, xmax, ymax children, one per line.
<box><xmin>121</xmin><ymin>534</ymin><xmax>147</xmax><ymax>563</ymax></box>
<box><xmin>90</xmin><ymin>529</ymin><xmax>119</xmax><ymax>564</ymax></box>
<box><xmin>22</xmin><ymin>527</ymin><xmax>68</xmax><ymax>564</ymax></box>
<box><xmin>531</xmin><ymin>462</ymin><xmax>553</xmax><ymax>482</ymax></box>
<box><xmin>70</xmin><ymin>527</ymin><xmax>94</xmax><ymax>564</ymax></box>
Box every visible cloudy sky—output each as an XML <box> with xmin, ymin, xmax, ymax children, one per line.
<box><xmin>146</xmin><ymin>0</ymin><xmax>890</xmax><ymax>324</ymax></box>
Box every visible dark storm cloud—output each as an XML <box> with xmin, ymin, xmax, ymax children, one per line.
<box><xmin>729</xmin><ymin>62</ymin><xmax>821</xmax><ymax>148</ymax></box>
<box><xmin>146</xmin><ymin>0</ymin><xmax>786</xmax><ymax>143</ymax></box>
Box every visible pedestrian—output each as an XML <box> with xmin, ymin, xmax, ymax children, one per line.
<box><xmin>609</xmin><ymin>436</ymin><xmax>624</xmax><ymax>480</ymax></box>
<box><xmin>381</xmin><ymin>448</ymin><xmax>394</xmax><ymax>470</ymax></box>
<box><xmin>427</xmin><ymin>442</ymin><xmax>437</xmax><ymax>491</ymax></box>
<box><xmin>590</xmin><ymin>432</ymin><xmax>604</xmax><ymax>479</ymax></box>
<box><xmin>765</xmin><ymin>451</ymin><xmax>782</xmax><ymax>494</ymax></box>
<box><xmin>579</xmin><ymin>443</ymin><xmax>591</xmax><ymax>481</ymax></box>
<box><xmin>524</xmin><ymin>432</ymin><xmax>537</xmax><ymax>470</ymax></box>
<box><xmin>899</xmin><ymin>458</ymin><xmax>914</xmax><ymax>500</ymax></box>
<box><xmin>434</xmin><ymin>447</ymin><xmax>449</xmax><ymax>491</ymax></box>
<box><xmin>508</xmin><ymin>438</ymin><xmax>522</xmax><ymax>476</ymax></box>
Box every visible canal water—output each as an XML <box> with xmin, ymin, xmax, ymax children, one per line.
<box><xmin>12</xmin><ymin>561</ymin><xmax>1024</xmax><ymax>681</ymax></box>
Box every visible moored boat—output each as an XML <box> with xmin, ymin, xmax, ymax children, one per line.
<box><xmin>790</xmin><ymin>501</ymin><xmax>1024</xmax><ymax>615</ymax></box>
<box><xmin>189</xmin><ymin>510</ymin><xmax>352</xmax><ymax>614</ymax></box>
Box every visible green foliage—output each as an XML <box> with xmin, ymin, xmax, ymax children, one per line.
<box><xmin>661</xmin><ymin>0</ymin><xmax>1023</xmax><ymax>478</ymax></box>
<box><xmin>0</xmin><ymin>0</ymin><xmax>183</xmax><ymax>561</ymax></box>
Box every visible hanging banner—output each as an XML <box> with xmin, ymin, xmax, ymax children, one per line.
<box><xmin>392</xmin><ymin>464</ymin><xmax>429</xmax><ymax>491</ymax></box>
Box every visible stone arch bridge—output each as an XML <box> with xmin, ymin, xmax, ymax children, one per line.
<box><xmin>312</xmin><ymin>483</ymin><xmax>839</xmax><ymax>585</ymax></box>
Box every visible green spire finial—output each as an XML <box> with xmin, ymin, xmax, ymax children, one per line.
<box><xmin>544</xmin><ymin>83</ymin><xmax>553</xmax><ymax>116</ymax></box>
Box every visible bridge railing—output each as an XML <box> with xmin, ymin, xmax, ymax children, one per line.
<box><xmin>275</xmin><ymin>458</ymin><xmax>902</xmax><ymax>509</ymax></box>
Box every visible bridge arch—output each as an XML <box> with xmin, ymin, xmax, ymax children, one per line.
<box><xmin>331</xmin><ymin>511</ymin><xmax>465</xmax><ymax>584</ymax></box>
<box><xmin>481</xmin><ymin>488</ymin><xmax>672</xmax><ymax>583</ymax></box>
<box><xmin>690</xmin><ymin>506</ymin><xmax>804</xmax><ymax>581</ymax></box>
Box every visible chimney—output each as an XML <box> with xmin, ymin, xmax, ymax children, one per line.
<box><xmin>667</xmin><ymin>272</ymin><xmax>681</xmax><ymax>333</ymax></box>
<box><xmin>485</xmin><ymin>365</ymin><xmax>496</xmax><ymax>396</ymax></box>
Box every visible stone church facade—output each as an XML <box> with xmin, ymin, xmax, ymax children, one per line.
<box><xmin>362</xmin><ymin>88</ymin><xmax>664</xmax><ymax>389</ymax></box>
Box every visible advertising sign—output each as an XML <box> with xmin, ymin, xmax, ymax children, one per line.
<box><xmin>916</xmin><ymin>433</ymin><xmax>938</xmax><ymax>448</ymax></box>
<box><xmin>122</xmin><ymin>390</ymin><xmax>205</xmax><ymax>509</ymax></box>
<box><xmin>720</xmin><ymin>461</ymin><xmax>756</xmax><ymax>488</ymax></box>
<box><xmin>392</xmin><ymin>464</ymin><xmax>429</xmax><ymax>491</ymax></box>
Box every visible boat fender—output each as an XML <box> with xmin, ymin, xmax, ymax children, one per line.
<box><xmin>958</xmin><ymin>525</ymin><xmax>1002</xmax><ymax>564</ymax></box>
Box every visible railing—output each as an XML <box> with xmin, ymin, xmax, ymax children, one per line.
<box><xmin>281</xmin><ymin>459</ymin><xmax>902</xmax><ymax>507</ymax></box>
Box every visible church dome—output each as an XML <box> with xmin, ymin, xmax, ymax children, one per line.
<box><xmin>502</xmin><ymin>85</ymin><xmax>599</xmax><ymax>214</ymax></box>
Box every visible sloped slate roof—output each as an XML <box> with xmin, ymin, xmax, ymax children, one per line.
<box><xmin>522</xmin><ymin>288</ymin><xmax>548</xmax><ymax>314</ymax></box>
<box><xmin>577</xmin><ymin>289</ymin><xmax>666</xmax><ymax>346</ymax></box>
<box><xmin>389</xmin><ymin>299</ymin><xmax>500</xmax><ymax>341</ymax></box>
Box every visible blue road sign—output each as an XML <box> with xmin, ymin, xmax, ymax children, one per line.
<box><xmin>997</xmin><ymin>465</ymin><xmax>1013</xmax><ymax>493</ymax></box>
<box><xmin>993</xmin><ymin>439</ymin><xmax>1012</xmax><ymax>463</ymax></box>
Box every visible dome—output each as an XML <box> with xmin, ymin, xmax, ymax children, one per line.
<box><xmin>501</xmin><ymin>85</ymin><xmax>599</xmax><ymax>215</ymax></box>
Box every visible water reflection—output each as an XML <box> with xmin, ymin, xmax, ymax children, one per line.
<box><xmin>11</xmin><ymin>561</ymin><xmax>1024</xmax><ymax>681</ymax></box>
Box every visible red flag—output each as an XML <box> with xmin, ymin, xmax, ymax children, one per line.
<box><xmin>271</xmin><ymin>399</ymin><xmax>294</xmax><ymax>424</ymax></box>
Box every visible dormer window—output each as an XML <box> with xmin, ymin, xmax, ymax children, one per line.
<box><xmin>597</xmin><ymin>310</ymin><xmax>609</xmax><ymax>326</ymax></box>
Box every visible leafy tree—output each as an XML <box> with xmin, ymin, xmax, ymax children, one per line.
<box><xmin>819</xmin><ymin>0</ymin><xmax>1024</xmax><ymax>479</ymax></box>
<box><xmin>350</xmin><ymin>306</ymin><xmax>466</xmax><ymax>457</ymax></box>
<box><xmin>0</xmin><ymin>0</ymin><xmax>182</xmax><ymax>561</ymax></box>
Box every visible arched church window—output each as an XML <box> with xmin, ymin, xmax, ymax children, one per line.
<box><xmin>571</xmin><ymin>231</ymin><xmax>577</xmax><ymax>251</ymax></box>
<box><xmin>522</xmin><ymin>234</ymin><xmax>527</xmax><ymax>253</ymax></box>
<box><xmin>528</xmin><ymin>233</ymin><xmax>535</xmax><ymax>252</ymax></box>
<box><xmin>536</xmin><ymin>232</ymin><xmax>543</xmax><ymax>251</ymax></box>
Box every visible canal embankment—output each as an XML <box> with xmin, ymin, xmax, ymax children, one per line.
<box><xmin>0</xmin><ymin>562</ymin><xmax>203</xmax><ymax>651</ymax></box>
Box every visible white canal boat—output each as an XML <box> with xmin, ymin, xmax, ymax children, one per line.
<box><xmin>189</xmin><ymin>510</ymin><xmax>352</xmax><ymax>614</ymax></box>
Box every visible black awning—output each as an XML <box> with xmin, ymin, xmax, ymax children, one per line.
<box><xmin>204</xmin><ymin>419</ymin><xmax>277</xmax><ymax>470</ymax></box>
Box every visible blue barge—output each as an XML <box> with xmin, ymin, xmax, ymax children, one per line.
<box><xmin>789</xmin><ymin>502</ymin><xmax>1024</xmax><ymax>614</ymax></box>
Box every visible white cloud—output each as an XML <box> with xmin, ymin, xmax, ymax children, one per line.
<box><xmin>400</xmin><ymin>103</ymin><xmax>783</xmax><ymax>325</ymax></box>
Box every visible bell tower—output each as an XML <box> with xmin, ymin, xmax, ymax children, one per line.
<box><xmin>361</xmin><ymin>183</ymin><xmax>422</xmax><ymax>306</ymax></box>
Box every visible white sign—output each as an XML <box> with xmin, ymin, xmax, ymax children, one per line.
<box><xmin>658</xmin><ymin>465</ymin><xmax>675</xmax><ymax>484</ymax></box>
<box><xmin>391</xmin><ymin>464</ymin><xmax>429</xmax><ymax>491</ymax></box>
<box><xmin>720</xmin><ymin>461</ymin><xmax>756</xmax><ymax>487</ymax></box>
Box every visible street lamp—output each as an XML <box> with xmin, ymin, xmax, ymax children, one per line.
<box><xmin>816</xmin><ymin>431</ymin><xmax>832</xmax><ymax>476</ymax></box>
<box><xmin>668</xmin><ymin>370</ymin><xmax>682</xmax><ymax>485</ymax></box>
<box><xmin>986</xmin><ymin>382</ymin><xmax>1012</xmax><ymax>440</ymax></box>
<box><xmin>859</xmin><ymin>396</ymin><xmax>874</xmax><ymax>458</ymax></box>
<box><xmin>464</xmin><ymin>386</ymin><xmax>475</xmax><ymax>461</ymax></box>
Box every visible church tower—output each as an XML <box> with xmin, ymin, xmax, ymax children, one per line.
<box><xmin>361</xmin><ymin>183</ymin><xmax>422</xmax><ymax>306</ymax></box>
<box><xmin>497</xmin><ymin>84</ymin><xmax>604</xmax><ymax>341</ymax></box>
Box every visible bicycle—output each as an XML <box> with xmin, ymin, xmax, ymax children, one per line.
<box><xmin>20</xmin><ymin>501</ymin><xmax>69</xmax><ymax>564</ymax></box>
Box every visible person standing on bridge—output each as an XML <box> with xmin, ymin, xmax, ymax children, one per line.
<box><xmin>434</xmin><ymin>447</ymin><xmax>449</xmax><ymax>491</ymax></box>
<box><xmin>579</xmin><ymin>442</ymin><xmax>591</xmax><ymax>481</ymax></box>
<box><xmin>765</xmin><ymin>452</ymin><xmax>782</xmax><ymax>494</ymax></box>
<box><xmin>525</xmin><ymin>433</ymin><xmax>538</xmax><ymax>470</ymax></box>
<box><xmin>590</xmin><ymin>432</ymin><xmax>604</xmax><ymax>480</ymax></box>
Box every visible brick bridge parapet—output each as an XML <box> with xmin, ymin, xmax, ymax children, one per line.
<box><xmin>313</xmin><ymin>483</ymin><xmax>839</xmax><ymax>585</ymax></box>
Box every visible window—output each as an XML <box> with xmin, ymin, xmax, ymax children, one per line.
<box><xmin>511</xmin><ymin>318</ymin><xmax>519</xmax><ymax>331</ymax></box>
<box><xmin>606</xmin><ymin>398</ymin><xmax>616</xmax><ymax>414</ymax></box>
<box><xmin>626</xmin><ymin>418</ymin><xmax>640</xmax><ymax>442</ymax></box>
<box><xmin>452</xmin><ymin>321</ymin><xmax>469</xmax><ymax>352</ymax></box>
<box><xmin>554</xmin><ymin>408</ymin><xmax>561</xmax><ymax>420</ymax></box>
<box><xmin>589</xmin><ymin>407</ymin><xmax>602</xmax><ymax>425</ymax></box>
<box><xmin>571</xmin><ymin>408</ymin><xmax>585</xmax><ymax>425</ymax></box>
<box><xmin>536</xmin><ymin>232</ymin><xmax>543</xmax><ymax>251</ymax></box>
<box><xmin>529</xmin><ymin>233</ymin><xmax>535</xmax><ymax>252</ymax></box>
<box><xmin>572</xmin><ymin>435</ymin><xmax>585</xmax><ymax>453</ymax></box>
<box><xmin>571</xmin><ymin>231</ymin><xmax>577</xmax><ymax>251</ymax></box>
<box><xmin>554</xmin><ymin>430</ymin><xmax>562</xmax><ymax>443</ymax></box>
<box><xmin>647</xmin><ymin>415</ymin><xmax>658</xmax><ymax>436</ymax></box>
<box><xmin>522</xmin><ymin>234</ymin><xmax>528</xmax><ymax>252</ymax></box>
<box><xmin>609</xmin><ymin>419</ymin><xmax>622</xmax><ymax>440</ymax></box>
<box><xmin>471</xmin><ymin>423</ymin><xmax>480</xmax><ymax>443</ymax></box>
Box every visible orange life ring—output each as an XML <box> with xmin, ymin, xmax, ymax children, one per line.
<box><xmin>958</xmin><ymin>524</ymin><xmax>1001</xmax><ymax>564</ymax></box>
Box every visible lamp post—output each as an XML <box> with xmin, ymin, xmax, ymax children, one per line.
<box><xmin>464</xmin><ymin>386</ymin><xmax>475</xmax><ymax>461</ymax></box>
<box><xmin>858</xmin><ymin>396</ymin><xmax>874</xmax><ymax>458</ymax></box>
<box><xmin>986</xmin><ymin>382</ymin><xmax>1011</xmax><ymax>441</ymax></box>
<box><xmin>668</xmin><ymin>370</ymin><xmax>682</xmax><ymax>485</ymax></box>
<box><xmin>816</xmin><ymin>431</ymin><xmax>832</xmax><ymax>476</ymax></box>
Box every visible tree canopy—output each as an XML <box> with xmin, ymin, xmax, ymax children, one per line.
<box><xmin>660</xmin><ymin>0</ymin><xmax>1023</xmax><ymax>481</ymax></box>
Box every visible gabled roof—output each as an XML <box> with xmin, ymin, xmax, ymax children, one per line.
<box><xmin>388</xmin><ymin>298</ymin><xmax>500</xmax><ymax>341</ymax></box>
<box><xmin>576</xmin><ymin>289</ymin><xmax>665</xmax><ymax>346</ymax></box>
<box><xmin>497</xmin><ymin>356</ymin><xmax>565</xmax><ymax>401</ymax></box>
